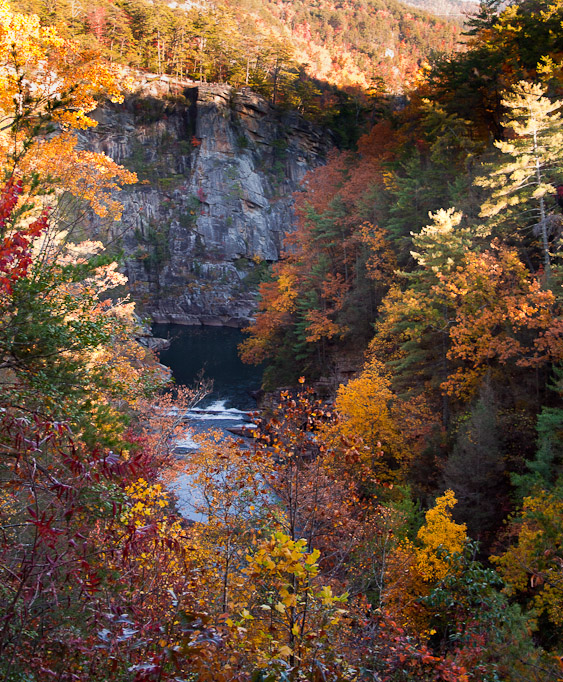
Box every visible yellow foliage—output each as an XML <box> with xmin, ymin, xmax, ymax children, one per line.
<box><xmin>274</xmin><ymin>272</ymin><xmax>299</xmax><ymax>313</ymax></box>
<box><xmin>335</xmin><ymin>359</ymin><xmax>409</xmax><ymax>481</ymax></box>
<box><xmin>22</xmin><ymin>133</ymin><xmax>137</xmax><ymax>219</ymax></box>
<box><xmin>115</xmin><ymin>478</ymin><xmax>196</xmax><ymax>600</ymax></box>
<box><xmin>0</xmin><ymin>0</ymin><xmax>136</xmax><ymax>218</ymax></box>
<box><xmin>180</xmin><ymin>433</ymin><xmax>274</xmax><ymax>616</ymax></box>
<box><xmin>491</xmin><ymin>489</ymin><xmax>563</xmax><ymax>627</ymax></box>
<box><xmin>384</xmin><ymin>540</ymin><xmax>431</xmax><ymax>633</ymax></box>
<box><xmin>239</xmin><ymin>532</ymin><xmax>347</xmax><ymax>668</ymax></box>
<box><xmin>379</xmin><ymin>492</ymin><xmax>467</xmax><ymax>634</ymax></box>
<box><xmin>0</xmin><ymin>0</ymin><xmax>125</xmax><ymax>132</ymax></box>
<box><xmin>246</xmin><ymin>532</ymin><xmax>321</xmax><ymax>583</ymax></box>
<box><xmin>122</xmin><ymin>478</ymin><xmax>171</xmax><ymax>527</ymax></box>
<box><xmin>415</xmin><ymin>490</ymin><xmax>467</xmax><ymax>582</ymax></box>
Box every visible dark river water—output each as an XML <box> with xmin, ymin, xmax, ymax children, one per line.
<box><xmin>153</xmin><ymin>324</ymin><xmax>263</xmax><ymax>411</ymax></box>
<box><xmin>153</xmin><ymin>323</ymin><xmax>263</xmax><ymax>446</ymax></box>
<box><xmin>152</xmin><ymin>324</ymin><xmax>264</xmax><ymax>519</ymax></box>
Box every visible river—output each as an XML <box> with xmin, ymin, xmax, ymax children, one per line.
<box><xmin>153</xmin><ymin>324</ymin><xmax>263</xmax><ymax>519</ymax></box>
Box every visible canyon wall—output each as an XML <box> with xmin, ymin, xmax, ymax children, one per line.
<box><xmin>83</xmin><ymin>77</ymin><xmax>333</xmax><ymax>326</ymax></box>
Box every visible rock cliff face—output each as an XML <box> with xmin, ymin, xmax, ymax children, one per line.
<box><xmin>83</xmin><ymin>78</ymin><xmax>333</xmax><ymax>326</ymax></box>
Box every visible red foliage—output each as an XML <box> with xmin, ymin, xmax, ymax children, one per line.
<box><xmin>356</xmin><ymin>604</ymin><xmax>469</xmax><ymax>682</ymax></box>
<box><xmin>0</xmin><ymin>178</ymin><xmax>49</xmax><ymax>295</ymax></box>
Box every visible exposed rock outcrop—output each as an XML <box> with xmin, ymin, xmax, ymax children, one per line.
<box><xmin>82</xmin><ymin>77</ymin><xmax>333</xmax><ymax>326</ymax></box>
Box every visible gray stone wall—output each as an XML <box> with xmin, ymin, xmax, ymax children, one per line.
<box><xmin>81</xmin><ymin>78</ymin><xmax>333</xmax><ymax>326</ymax></box>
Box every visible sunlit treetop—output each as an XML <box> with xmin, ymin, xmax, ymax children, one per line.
<box><xmin>0</xmin><ymin>0</ymin><xmax>137</xmax><ymax>217</ymax></box>
<box><xmin>0</xmin><ymin>0</ymin><xmax>126</xmax><ymax>134</ymax></box>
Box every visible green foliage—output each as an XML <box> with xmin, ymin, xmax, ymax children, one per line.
<box><xmin>123</xmin><ymin>138</ymin><xmax>150</xmax><ymax>177</ymax></box>
<box><xmin>520</xmin><ymin>407</ymin><xmax>563</xmax><ymax>491</ymax></box>
<box><xmin>2</xmin><ymin>255</ymin><xmax>117</xmax><ymax>410</ymax></box>
<box><xmin>135</xmin><ymin>220</ymin><xmax>170</xmax><ymax>269</ymax></box>
<box><xmin>384</xmin><ymin>101</ymin><xmax>480</xmax><ymax>250</ymax></box>
<box><xmin>428</xmin><ymin>0</ymin><xmax>563</xmax><ymax>139</ymax></box>
<box><xmin>158</xmin><ymin>174</ymin><xmax>184</xmax><ymax>190</ymax></box>
<box><xmin>513</xmin><ymin>368</ymin><xmax>563</xmax><ymax>497</ymax></box>
<box><xmin>386</xmin><ymin>153</ymin><xmax>451</xmax><ymax>247</ymax></box>
<box><xmin>240</xmin><ymin>259</ymin><xmax>271</xmax><ymax>290</ymax></box>
<box><xmin>236</xmin><ymin>133</ymin><xmax>249</xmax><ymax>149</ymax></box>
<box><xmin>492</xmin><ymin>485</ymin><xmax>563</xmax><ymax>650</ymax></box>
<box><xmin>422</xmin><ymin>543</ymin><xmax>540</xmax><ymax>682</ymax></box>
<box><xmin>371</xmin><ymin>208</ymin><xmax>472</xmax><ymax>403</ymax></box>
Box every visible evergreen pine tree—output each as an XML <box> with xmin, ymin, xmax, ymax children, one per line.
<box><xmin>476</xmin><ymin>80</ymin><xmax>563</xmax><ymax>278</ymax></box>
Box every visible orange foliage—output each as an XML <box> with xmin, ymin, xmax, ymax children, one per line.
<box><xmin>0</xmin><ymin>0</ymin><xmax>136</xmax><ymax>218</ymax></box>
<box><xmin>357</xmin><ymin>120</ymin><xmax>398</xmax><ymax>162</ymax></box>
<box><xmin>293</xmin><ymin>150</ymin><xmax>352</xmax><ymax>216</ymax></box>
<box><xmin>335</xmin><ymin>359</ymin><xmax>409</xmax><ymax>482</ymax></box>
<box><xmin>439</xmin><ymin>247</ymin><xmax>563</xmax><ymax>397</ymax></box>
<box><xmin>23</xmin><ymin>133</ymin><xmax>137</xmax><ymax>219</ymax></box>
<box><xmin>243</xmin><ymin>126</ymin><xmax>398</xmax><ymax>368</ymax></box>
<box><xmin>359</xmin><ymin>221</ymin><xmax>397</xmax><ymax>283</ymax></box>
<box><xmin>239</xmin><ymin>264</ymin><xmax>299</xmax><ymax>363</ymax></box>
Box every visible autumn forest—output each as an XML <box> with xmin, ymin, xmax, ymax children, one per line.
<box><xmin>2</xmin><ymin>0</ymin><xmax>563</xmax><ymax>679</ymax></box>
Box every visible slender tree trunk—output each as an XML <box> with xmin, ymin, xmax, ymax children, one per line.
<box><xmin>221</xmin><ymin>537</ymin><xmax>231</xmax><ymax>613</ymax></box>
<box><xmin>533</xmin><ymin>125</ymin><xmax>551</xmax><ymax>279</ymax></box>
<box><xmin>157</xmin><ymin>30</ymin><xmax>161</xmax><ymax>75</ymax></box>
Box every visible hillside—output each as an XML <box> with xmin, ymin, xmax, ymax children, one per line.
<box><xmin>404</xmin><ymin>0</ymin><xmax>476</xmax><ymax>20</ymax></box>
<box><xmin>230</xmin><ymin>0</ymin><xmax>461</xmax><ymax>92</ymax></box>
<box><xmin>13</xmin><ymin>0</ymin><xmax>460</xmax><ymax>108</ymax></box>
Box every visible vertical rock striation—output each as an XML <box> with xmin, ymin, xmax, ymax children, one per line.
<box><xmin>82</xmin><ymin>78</ymin><xmax>333</xmax><ymax>326</ymax></box>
